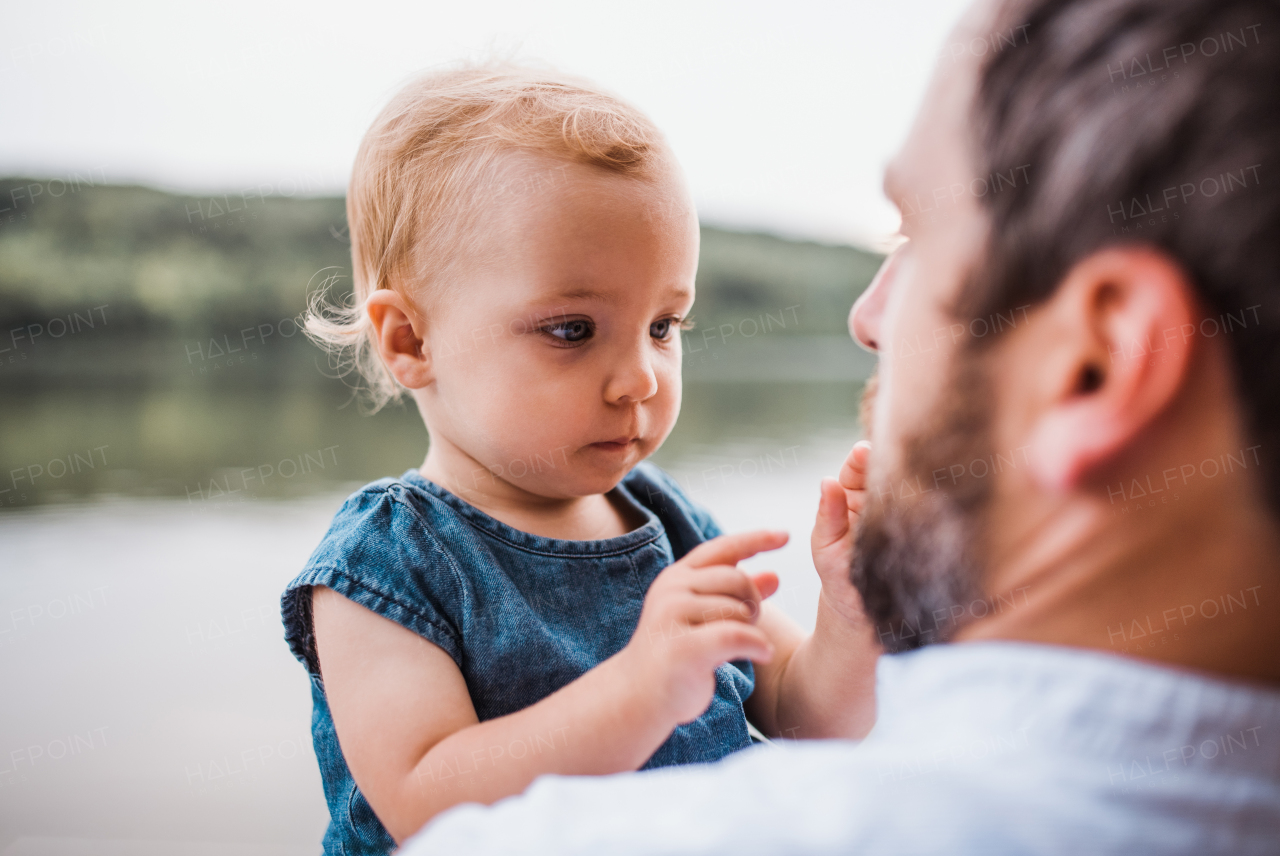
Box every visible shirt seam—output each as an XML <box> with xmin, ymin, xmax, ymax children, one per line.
<box><xmin>454</xmin><ymin>518</ymin><xmax>665</xmax><ymax>558</ymax></box>
<box><xmin>393</xmin><ymin>472</ymin><xmax>667</xmax><ymax>559</ymax></box>
<box><xmin>300</xmin><ymin>564</ymin><xmax>463</xmax><ymax>657</ymax></box>
<box><xmin>382</xmin><ymin>483</ymin><xmax>478</xmax><ymax>625</ymax></box>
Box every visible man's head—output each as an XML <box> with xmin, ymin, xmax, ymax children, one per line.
<box><xmin>849</xmin><ymin>0</ymin><xmax>1280</xmax><ymax>654</ymax></box>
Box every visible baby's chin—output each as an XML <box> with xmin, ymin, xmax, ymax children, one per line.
<box><xmin>521</xmin><ymin>448</ymin><xmax>646</xmax><ymax>499</ymax></box>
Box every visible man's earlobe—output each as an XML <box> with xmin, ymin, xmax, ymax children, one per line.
<box><xmin>1026</xmin><ymin>248</ymin><xmax>1198</xmax><ymax>492</ymax></box>
<box><xmin>365</xmin><ymin>289</ymin><xmax>433</xmax><ymax>390</ymax></box>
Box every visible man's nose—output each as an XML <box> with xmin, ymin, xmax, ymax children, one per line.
<box><xmin>849</xmin><ymin>252</ymin><xmax>895</xmax><ymax>352</ymax></box>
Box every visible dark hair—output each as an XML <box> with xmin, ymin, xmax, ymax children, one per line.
<box><xmin>969</xmin><ymin>0</ymin><xmax>1280</xmax><ymax>510</ymax></box>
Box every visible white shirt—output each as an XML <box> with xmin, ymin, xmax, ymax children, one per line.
<box><xmin>402</xmin><ymin>641</ymin><xmax>1280</xmax><ymax>855</ymax></box>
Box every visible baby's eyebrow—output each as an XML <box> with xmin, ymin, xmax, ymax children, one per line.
<box><xmin>550</xmin><ymin>287</ymin><xmax>612</xmax><ymax>302</ymax></box>
<box><xmin>535</xmin><ymin>284</ymin><xmax>694</xmax><ymax>305</ymax></box>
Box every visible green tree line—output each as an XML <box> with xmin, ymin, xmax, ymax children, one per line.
<box><xmin>0</xmin><ymin>177</ymin><xmax>880</xmax><ymax>368</ymax></box>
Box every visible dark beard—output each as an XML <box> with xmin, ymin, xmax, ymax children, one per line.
<box><xmin>851</xmin><ymin>355</ymin><xmax>995</xmax><ymax>654</ymax></box>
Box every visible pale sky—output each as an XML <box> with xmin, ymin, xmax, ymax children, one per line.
<box><xmin>1</xmin><ymin>0</ymin><xmax>972</xmax><ymax>248</ymax></box>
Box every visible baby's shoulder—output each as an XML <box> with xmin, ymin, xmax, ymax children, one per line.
<box><xmin>302</xmin><ymin>471</ymin><xmax>470</xmax><ymax>580</ymax></box>
<box><xmin>282</xmin><ymin>472</ymin><xmax>468</xmax><ymax>673</ymax></box>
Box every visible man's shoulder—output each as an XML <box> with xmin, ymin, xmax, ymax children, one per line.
<box><xmin>407</xmin><ymin>642</ymin><xmax>1280</xmax><ymax>855</ymax></box>
<box><xmin>405</xmin><ymin>737</ymin><xmax>1110</xmax><ymax>854</ymax></box>
<box><xmin>866</xmin><ymin>642</ymin><xmax>1280</xmax><ymax>849</ymax></box>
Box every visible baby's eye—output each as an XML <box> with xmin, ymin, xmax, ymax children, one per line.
<box><xmin>650</xmin><ymin>318</ymin><xmax>677</xmax><ymax>341</ymax></box>
<box><xmin>543</xmin><ymin>318</ymin><xmax>594</xmax><ymax>345</ymax></box>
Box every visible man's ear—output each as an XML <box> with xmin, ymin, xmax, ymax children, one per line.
<box><xmin>365</xmin><ymin>288</ymin><xmax>433</xmax><ymax>390</ymax></box>
<box><xmin>1025</xmin><ymin>247</ymin><xmax>1199</xmax><ymax>492</ymax></box>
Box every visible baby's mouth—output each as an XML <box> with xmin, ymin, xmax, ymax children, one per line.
<box><xmin>589</xmin><ymin>436</ymin><xmax>639</xmax><ymax>453</ymax></box>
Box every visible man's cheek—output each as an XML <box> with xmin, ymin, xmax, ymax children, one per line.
<box><xmin>885</xmin><ymin>329</ymin><xmax>952</xmax><ymax>431</ymax></box>
<box><xmin>869</xmin><ymin>359</ymin><xmax>899</xmax><ymax>450</ymax></box>
<box><xmin>864</xmin><ymin>449</ymin><xmax>904</xmax><ymax>511</ymax></box>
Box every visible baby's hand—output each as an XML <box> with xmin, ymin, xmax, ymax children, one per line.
<box><xmin>622</xmin><ymin>530</ymin><xmax>787</xmax><ymax>725</ymax></box>
<box><xmin>811</xmin><ymin>440</ymin><xmax>871</xmax><ymax>627</ymax></box>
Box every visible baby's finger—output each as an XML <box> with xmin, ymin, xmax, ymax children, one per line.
<box><xmin>688</xmin><ymin>566</ymin><xmax>758</xmax><ymax>603</ymax></box>
<box><xmin>846</xmin><ymin>487</ymin><xmax>866</xmax><ymax>516</ymax></box>
<box><xmin>749</xmin><ymin>571</ymin><xmax>779</xmax><ymax>600</ymax></box>
<box><xmin>683</xmin><ymin>530</ymin><xmax>790</xmax><ymax>570</ymax></box>
<box><xmin>686</xmin><ymin>594</ymin><xmax>761</xmax><ymax>625</ymax></box>
<box><xmin>690</xmin><ymin>622</ymin><xmax>774</xmax><ymax>666</ymax></box>
<box><xmin>838</xmin><ymin>441</ymin><xmax>872</xmax><ymax>492</ymax></box>
<box><xmin>812</xmin><ymin>477</ymin><xmax>850</xmax><ymax>550</ymax></box>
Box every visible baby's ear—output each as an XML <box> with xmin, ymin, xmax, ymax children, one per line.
<box><xmin>366</xmin><ymin>290</ymin><xmax>433</xmax><ymax>389</ymax></box>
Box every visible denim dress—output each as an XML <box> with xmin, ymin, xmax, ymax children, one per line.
<box><xmin>281</xmin><ymin>461</ymin><xmax>755</xmax><ymax>855</ymax></box>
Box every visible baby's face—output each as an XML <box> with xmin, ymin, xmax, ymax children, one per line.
<box><xmin>420</xmin><ymin>155</ymin><xmax>699</xmax><ymax>500</ymax></box>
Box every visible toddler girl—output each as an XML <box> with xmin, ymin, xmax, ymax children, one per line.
<box><xmin>281</xmin><ymin>63</ymin><xmax>878</xmax><ymax>855</ymax></box>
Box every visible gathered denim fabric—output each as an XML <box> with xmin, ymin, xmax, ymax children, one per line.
<box><xmin>282</xmin><ymin>462</ymin><xmax>755</xmax><ymax>856</ymax></box>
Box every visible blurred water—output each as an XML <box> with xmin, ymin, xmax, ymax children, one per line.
<box><xmin>0</xmin><ymin>370</ymin><xmax>869</xmax><ymax>853</ymax></box>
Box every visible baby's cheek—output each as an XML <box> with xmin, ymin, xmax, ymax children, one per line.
<box><xmin>647</xmin><ymin>372</ymin><xmax>683</xmax><ymax>443</ymax></box>
<box><xmin>516</xmin><ymin>390</ymin><xmax>593</xmax><ymax>450</ymax></box>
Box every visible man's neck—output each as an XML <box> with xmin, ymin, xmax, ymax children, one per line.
<box><xmin>956</xmin><ymin>473</ymin><xmax>1280</xmax><ymax>687</ymax></box>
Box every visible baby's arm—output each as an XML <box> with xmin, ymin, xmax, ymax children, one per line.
<box><xmin>745</xmin><ymin>441</ymin><xmax>880</xmax><ymax>740</ymax></box>
<box><xmin>312</xmin><ymin>530</ymin><xmax>786</xmax><ymax>843</ymax></box>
